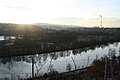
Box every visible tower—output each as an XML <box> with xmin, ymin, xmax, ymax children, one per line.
<box><xmin>100</xmin><ymin>15</ymin><xmax>102</xmax><ymax>28</ymax></box>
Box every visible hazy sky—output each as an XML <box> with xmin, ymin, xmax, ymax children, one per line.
<box><xmin>0</xmin><ymin>0</ymin><xmax>120</xmax><ymax>27</ymax></box>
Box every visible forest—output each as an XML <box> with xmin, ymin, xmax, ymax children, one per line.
<box><xmin>0</xmin><ymin>23</ymin><xmax>120</xmax><ymax>57</ymax></box>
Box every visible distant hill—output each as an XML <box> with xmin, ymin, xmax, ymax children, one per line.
<box><xmin>34</xmin><ymin>23</ymin><xmax>85</xmax><ymax>30</ymax></box>
<box><xmin>0</xmin><ymin>23</ymin><xmax>87</xmax><ymax>31</ymax></box>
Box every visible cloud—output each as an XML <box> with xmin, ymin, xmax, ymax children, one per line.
<box><xmin>5</xmin><ymin>5</ymin><xmax>29</xmax><ymax>10</ymax></box>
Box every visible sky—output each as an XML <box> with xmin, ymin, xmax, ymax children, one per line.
<box><xmin>0</xmin><ymin>0</ymin><xmax>120</xmax><ymax>27</ymax></box>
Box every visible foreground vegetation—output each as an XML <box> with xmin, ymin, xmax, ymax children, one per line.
<box><xmin>26</xmin><ymin>49</ymin><xmax>120</xmax><ymax>80</ymax></box>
